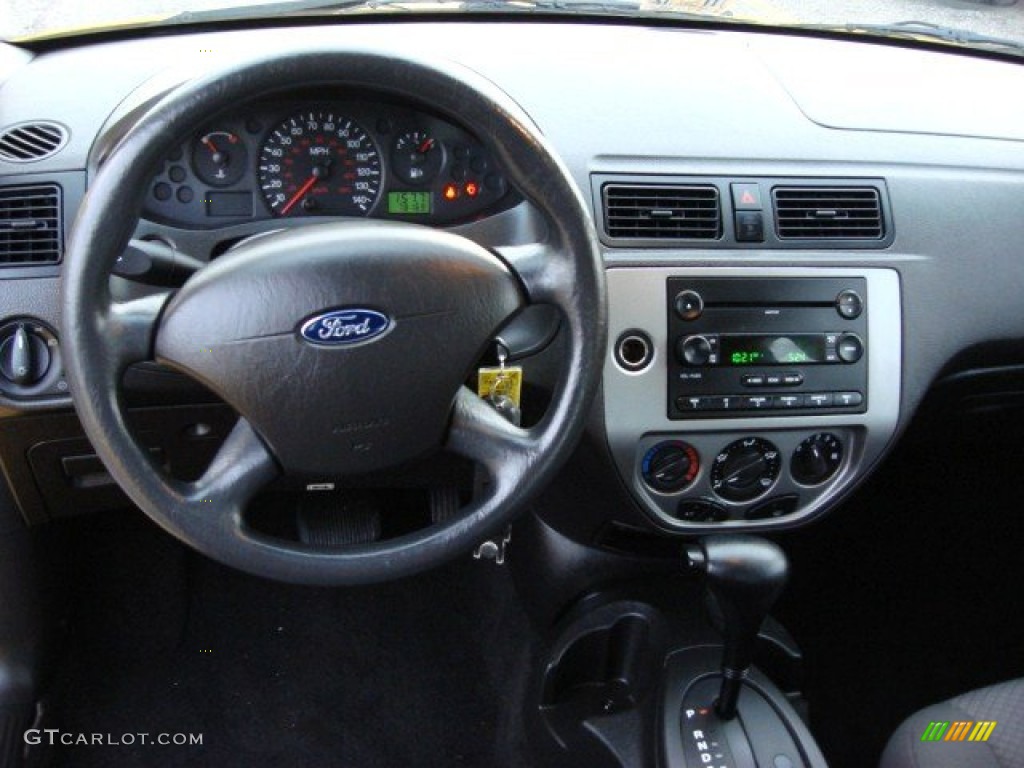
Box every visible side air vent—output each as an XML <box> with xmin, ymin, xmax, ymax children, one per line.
<box><xmin>773</xmin><ymin>187</ymin><xmax>883</xmax><ymax>240</ymax></box>
<box><xmin>0</xmin><ymin>184</ymin><xmax>63</xmax><ymax>265</ymax></box>
<box><xmin>0</xmin><ymin>122</ymin><xmax>69</xmax><ymax>163</ymax></box>
<box><xmin>603</xmin><ymin>184</ymin><xmax>721</xmax><ymax>240</ymax></box>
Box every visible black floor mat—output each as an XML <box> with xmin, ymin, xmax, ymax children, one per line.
<box><xmin>46</xmin><ymin>513</ymin><xmax>534</xmax><ymax>767</ymax></box>
<box><xmin>776</xmin><ymin>402</ymin><xmax>1024</xmax><ymax>768</ymax></box>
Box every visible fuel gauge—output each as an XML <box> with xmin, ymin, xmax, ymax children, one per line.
<box><xmin>392</xmin><ymin>130</ymin><xmax>444</xmax><ymax>186</ymax></box>
<box><xmin>192</xmin><ymin>130</ymin><xmax>247</xmax><ymax>187</ymax></box>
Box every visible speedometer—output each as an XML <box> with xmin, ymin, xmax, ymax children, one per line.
<box><xmin>258</xmin><ymin>111</ymin><xmax>382</xmax><ymax>217</ymax></box>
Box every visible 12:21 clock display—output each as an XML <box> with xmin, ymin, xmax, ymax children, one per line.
<box><xmin>720</xmin><ymin>335</ymin><xmax>826</xmax><ymax>366</ymax></box>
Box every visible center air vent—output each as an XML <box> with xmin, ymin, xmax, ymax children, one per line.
<box><xmin>773</xmin><ymin>187</ymin><xmax>883</xmax><ymax>240</ymax></box>
<box><xmin>0</xmin><ymin>184</ymin><xmax>63</xmax><ymax>266</ymax></box>
<box><xmin>0</xmin><ymin>122</ymin><xmax>69</xmax><ymax>163</ymax></box>
<box><xmin>603</xmin><ymin>184</ymin><xmax>721</xmax><ymax>240</ymax></box>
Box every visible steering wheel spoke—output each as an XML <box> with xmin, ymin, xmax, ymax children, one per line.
<box><xmin>183</xmin><ymin>417</ymin><xmax>279</xmax><ymax>513</ymax></box>
<box><xmin>446</xmin><ymin>386</ymin><xmax>536</xmax><ymax>488</ymax></box>
<box><xmin>104</xmin><ymin>291</ymin><xmax>170</xmax><ymax>370</ymax></box>
<box><xmin>494</xmin><ymin>242</ymin><xmax>573</xmax><ymax>305</ymax></box>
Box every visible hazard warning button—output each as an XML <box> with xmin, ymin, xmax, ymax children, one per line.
<box><xmin>730</xmin><ymin>182</ymin><xmax>763</xmax><ymax>210</ymax></box>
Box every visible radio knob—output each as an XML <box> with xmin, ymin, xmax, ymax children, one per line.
<box><xmin>836</xmin><ymin>289</ymin><xmax>863</xmax><ymax>319</ymax></box>
<box><xmin>678</xmin><ymin>335</ymin><xmax>712</xmax><ymax>366</ymax></box>
<box><xmin>673</xmin><ymin>290</ymin><xmax>704</xmax><ymax>321</ymax></box>
<box><xmin>837</xmin><ymin>333</ymin><xmax>864</xmax><ymax>364</ymax></box>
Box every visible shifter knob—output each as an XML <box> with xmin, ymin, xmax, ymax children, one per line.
<box><xmin>685</xmin><ymin>535</ymin><xmax>788</xmax><ymax>719</ymax></box>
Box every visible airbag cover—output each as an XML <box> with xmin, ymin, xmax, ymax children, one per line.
<box><xmin>154</xmin><ymin>221</ymin><xmax>523</xmax><ymax>475</ymax></box>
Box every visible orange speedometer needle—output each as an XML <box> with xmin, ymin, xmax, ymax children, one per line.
<box><xmin>280</xmin><ymin>175</ymin><xmax>318</xmax><ymax>215</ymax></box>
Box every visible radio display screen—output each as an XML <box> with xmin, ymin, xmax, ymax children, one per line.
<box><xmin>720</xmin><ymin>334</ymin><xmax>826</xmax><ymax>365</ymax></box>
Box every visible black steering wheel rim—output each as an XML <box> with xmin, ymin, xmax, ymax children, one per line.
<box><xmin>61</xmin><ymin>48</ymin><xmax>606</xmax><ymax>586</ymax></box>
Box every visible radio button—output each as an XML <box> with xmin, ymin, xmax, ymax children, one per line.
<box><xmin>825</xmin><ymin>333</ymin><xmax>840</xmax><ymax>346</ymax></box>
<box><xmin>674</xmin><ymin>290</ymin><xmax>704</xmax><ymax>321</ymax></box>
<box><xmin>676</xmin><ymin>395</ymin><xmax>710</xmax><ymax>412</ymax></box>
<box><xmin>742</xmin><ymin>375</ymin><xmax>766</xmax><ymax>387</ymax></box>
<box><xmin>775</xmin><ymin>395</ymin><xmax>804</xmax><ymax>409</ymax></box>
<box><xmin>765</xmin><ymin>374</ymin><xmax>784</xmax><ymax>386</ymax></box>
<box><xmin>835</xmin><ymin>391</ymin><xmax>864</xmax><ymax>407</ymax></box>
<box><xmin>740</xmin><ymin>395</ymin><xmax>773</xmax><ymax>409</ymax></box>
<box><xmin>783</xmin><ymin>373</ymin><xmax>804</xmax><ymax>386</ymax></box>
<box><xmin>708</xmin><ymin>396</ymin><xmax>738</xmax><ymax>411</ymax></box>
<box><xmin>806</xmin><ymin>393</ymin><xmax>834</xmax><ymax>408</ymax></box>
<box><xmin>838</xmin><ymin>333</ymin><xmax>864</xmax><ymax>363</ymax></box>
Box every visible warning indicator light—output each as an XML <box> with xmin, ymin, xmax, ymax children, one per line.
<box><xmin>465</xmin><ymin>181</ymin><xmax>479</xmax><ymax>197</ymax></box>
<box><xmin>443</xmin><ymin>184</ymin><xmax>459</xmax><ymax>201</ymax></box>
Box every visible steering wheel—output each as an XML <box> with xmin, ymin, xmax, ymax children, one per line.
<box><xmin>60</xmin><ymin>49</ymin><xmax>606</xmax><ymax>585</ymax></box>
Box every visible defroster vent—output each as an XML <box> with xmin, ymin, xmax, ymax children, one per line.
<box><xmin>0</xmin><ymin>184</ymin><xmax>63</xmax><ymax>266</ymax></box>
<box><xmin>603</xmin><ymin>184</ymin><xmax>721</xmax><ymax>240</ymax></box>
<box><xmin>773</xmin><ymin>187</ymin><xmax>883</xmax><ymax>240</ymax></box>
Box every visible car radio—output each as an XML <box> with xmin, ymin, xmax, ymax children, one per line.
<box><xmin>667</xmin><ymin>277</ymin><xmax>868</xmax><ymax>419</ymax></box>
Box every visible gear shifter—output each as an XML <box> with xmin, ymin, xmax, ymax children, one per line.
<box><xmin>685</xmin><ymin>535</ymin><xmax>788</xmax><ymax>720</ymax></box>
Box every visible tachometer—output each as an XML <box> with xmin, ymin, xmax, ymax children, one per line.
<box><xmin>258</xmin><ymin>111</ymin><xmax>382</xmax><ymax>216</ymax></box>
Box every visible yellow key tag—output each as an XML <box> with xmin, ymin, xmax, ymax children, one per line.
<box><xmin>477</xmin><ymin>366</ymin><xmax>523</xmax><ymax>408</ymax></box>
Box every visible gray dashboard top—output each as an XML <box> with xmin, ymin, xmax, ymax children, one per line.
<box><xmin>3</xmin><ymin>24</ymin><xmax>1024</xmax><ymax>178</ymax></box>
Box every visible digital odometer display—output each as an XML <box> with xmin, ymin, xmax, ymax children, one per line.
<box><xmin>388</xmin><ymin>191</ymin><xmax>432</xmax><ymax>215</ymax></box>
<box><xmin>720</xmin><ymin>335</ymin><xmax>826</xmax><ymax>365</ymax></box>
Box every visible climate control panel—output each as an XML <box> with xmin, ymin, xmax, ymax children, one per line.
<box><xmin>635</xmin><ymin>430</ymin><xmax>851</xmax><ymax>528</ymax></box>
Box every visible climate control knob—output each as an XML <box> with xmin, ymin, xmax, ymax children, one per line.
<box><xmin>641</xmin><ymin>441</ymin><xmax>700</xmax><ymax>493</ymax></box>
<box><xmin>791</xmin><ymin>433</ymin><xmax>843</xmax><ymax>485</ymax></box>
<box><xmin>710</xmin><ymin>437</ymin><xmax>781</xmax><ymax>502</ymax></box>
<box><xmin>677</xmin><ymin>335</ymin><xmax>712</xmax><ymax>366</ymax></box>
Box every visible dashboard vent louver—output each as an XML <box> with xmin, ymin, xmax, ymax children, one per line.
<box><xmin>603</xmin><ymin>184</ymin><xmax>721</xmax><ymax>240</ymax></box>
<box><xmin>0</xmin><ymin>185</ymin><xmax>63</xmax><ymax>265</ymax></box>
<box><xmin>773</xmin><ymin>187</ymin><xmax>883</xmax><ymax>240</ymax></box>
<box><xmin>0</xmin><ymin>122</ymin><xmax>68</xmax><ymax>163</ymax></box>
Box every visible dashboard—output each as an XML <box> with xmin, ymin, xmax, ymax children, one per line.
<box><xmin>2</xmin><ymin>20</ymin><xmax>1024</xmax><ymax>544</ymax></box>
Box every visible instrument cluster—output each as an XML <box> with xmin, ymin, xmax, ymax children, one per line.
<box><xmin>144</xmin><ymin>97</ymin><xmax>513</xmax><ymax>228</ymax></box>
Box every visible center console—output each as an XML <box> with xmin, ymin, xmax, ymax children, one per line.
<box><xmin>530</xmin><ymin>533</ymin><xmax>829</xmax><ymax>768</ymax></box>
<box><xmin>603</xmin><ymin>266</ymin><xmax>901</xmax><ymax>531</ymax></box>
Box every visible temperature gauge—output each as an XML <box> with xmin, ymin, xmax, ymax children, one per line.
<box><xmin>392</xmin><ymin>130</ymin><xmax>444</xmax><ymax>186</ymax></box>
<box><xmin>192</xmin><ymin>130</ymin><xmax>248</xmax><ymax>187</ymax></box>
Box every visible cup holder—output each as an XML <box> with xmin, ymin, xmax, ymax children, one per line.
<box><xmin>537</xmin><ymin>601</ymin><xmax>667</xmax><ymax>765</ymax></box>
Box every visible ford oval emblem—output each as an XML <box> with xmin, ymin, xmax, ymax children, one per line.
<box><xmin>299</xmin><ymin>309</ymin><xmax>391</xmax><ymax>347</ymax></box>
